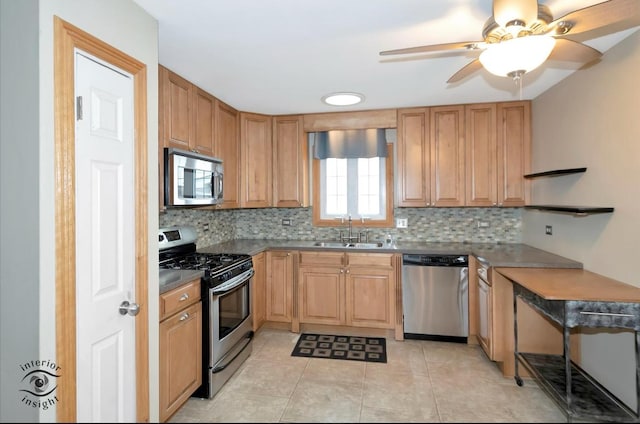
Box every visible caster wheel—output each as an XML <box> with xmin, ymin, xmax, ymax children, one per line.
<box><xmin>515</xmin><ymin>376</ymin><xmax>524</xmax><ymax>387</ymax></box>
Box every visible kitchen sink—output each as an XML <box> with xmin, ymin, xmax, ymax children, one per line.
<box><xmin>312</xmin><ymin>241</ymin><xmax>384</xmax><ymax>248</ymax></box>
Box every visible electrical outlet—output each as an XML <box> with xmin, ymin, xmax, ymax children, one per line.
<box><xmin>282</xmin><ymin>218</ymin><xmax>292</xmax><ymax>226</ymax></box>
<box><xmin>545</xmin><ymin>225</ymin><xmax>553</xmax><ymax>235</ymax></box>
<box><xmin>203</xmin><ymin>223</ymin><xmax>209</xmax><ymax>231</ymax></box>
<box><xmin>396</xmin><ymin>218</ymin><xmax>408</xmax><ymax>228</ymax></box>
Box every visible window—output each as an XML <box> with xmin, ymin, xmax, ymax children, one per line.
<box><xmin>312</xmin><ymin>144</ymin><xmax>394</xmax><ymax>228</ymax></box>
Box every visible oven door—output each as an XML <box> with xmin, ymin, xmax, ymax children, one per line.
<box><xmin>209</xmin><ymin>269</ymin><xmax>253</xmax><ymax>365</ymax></box>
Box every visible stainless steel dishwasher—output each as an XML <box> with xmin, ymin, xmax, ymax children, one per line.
<box><xmin>402</xmin><ymin>254</ymin><xmax>469</xmax><ymax>342</ymax></box>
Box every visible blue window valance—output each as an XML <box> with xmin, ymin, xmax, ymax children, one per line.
<box><xmin>313</xmin><ymin>128</ymin><xmax>387</xmax><ymax>159</ymax></box>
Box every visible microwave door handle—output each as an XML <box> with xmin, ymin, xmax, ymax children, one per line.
<box><xmin>210</xmin><ymin>173</ymin><xmax>215</xmax><ymax>198</ymax></box>
<box><xmin>217</xmin><ymin>172</ymin><xmax>223</xmax><ymax>199</ymax></box>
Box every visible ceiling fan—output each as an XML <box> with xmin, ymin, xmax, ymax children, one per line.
<box><xmin>380</xmin><ymin>0</ymin><xmax>640</xmax><ymax>83</ymax></box>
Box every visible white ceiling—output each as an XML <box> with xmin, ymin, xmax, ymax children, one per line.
<box><xmin>132</xmin><ymin>0</ymin><xmax>639</xmax><ymax>115</ymax></box>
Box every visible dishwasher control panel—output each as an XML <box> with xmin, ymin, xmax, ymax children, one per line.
<box><xmin>402</xmin><ymin>254</ymin><xmax>468</xmax><ymax>267</ymax></box>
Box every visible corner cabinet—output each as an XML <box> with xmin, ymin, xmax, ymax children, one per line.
<box><xmin>214</xmin><ymin>99</ymin><xmax>240</xmax><ymax>209</ymax></box>
<box><xmin>159</xmin><ymin>279</ymin><xmax>202</xmax><ymax>423</ymax></box>
<box><xmin>240</xmin><ymin>112</ymin><xmax>273</xmax><ymax>208</ymax></box>
<box><xmin>523</xmin><ymin>168</ymin><xmax>614</xmax><ymax>216</ymax></box>
<box><xmin>272</xmin><ymin>115</ymin><xmax>309</xmax><ymax>207</ymax></box>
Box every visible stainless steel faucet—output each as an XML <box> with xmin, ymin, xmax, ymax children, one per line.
<box><xmin>339</xmin><ymin>215</ymin><xmax>359</xmax><ymax>243</ymax></box>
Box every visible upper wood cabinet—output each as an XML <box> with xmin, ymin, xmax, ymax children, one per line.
<box><xmin>466</xmin><ymin>101</ymin><xmax>531</xmax><ymax>207</ymax></box>
<box><xmin>396</xmin><ymin>106</ymin><xmax>465</xmax><ymax>207</ymax></box>
<box><xmin>430</xmin><ymin>106</ymin><xmax>465</xmax><ymax>207</ymax></box>
<box><xmin>397</xmin><ymin>107</ymin><xmax>430</xmax><ymax>207</ymax></box>
<box><xmin>240</xmin><ymin>112</ymin><xmax>273</xmax><ymax>208</ymax></box>
<box><xmin>159</xmin><ymin>65</ymin><xmax>215</xmax><ymax>157</ymax></box>
<box><xmin>465</xmin><ymin>103</ymin><xmax>498</xmax><ymax>206</ymax></box>
<box><xmin>272</xmin><ymin>115</ymin><xmax>309</xmax><ymax>207</ymax></box>
<box><xmin>214</xmin><ymin>99</ymin><xmax>240</xmax><ymax>209</ymax></box>
<box><xmin>497</xmin><ymin>101</ymin><xmax>531</xmax><ymax>207</ymax></box>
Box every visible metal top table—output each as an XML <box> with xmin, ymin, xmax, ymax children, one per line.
<box><xmin>496</xmin><ymin>267</ymin><xmax>640</xmax><ymax>423</ymax></box>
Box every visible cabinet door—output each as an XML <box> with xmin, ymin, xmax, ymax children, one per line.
<box><xmin>273</xmin><ymin>115</ymin><xmax>308</xmax><ymax>207</ymax></box>
<box><xmin>240</xmin><ymin>112</ymin><xmax>273</xmax><ymax>208</ymax></box>
<box><xmin>465</xmin><ymin>103</ymin><xmax>498</xmax><ymax>206</ymax></box>
<box><xmin>160</xmin><ymin>65</ymin><xmax>193</xmax><ymax>151</ymax></box>
<box><xmin>215</xmin><ymin>99</ymin><xmax>240</xmax><ymax>209</ymax></box>
<box><xmin>251</xmin><ymin>252</ymin><xmax>266</xmax><ymax>332</ymax></box>
<box><xmin>430</xmin><ymin>105</ymin><xmax>465</xmax><ymax>206</ymax></box>
<box><xmin>159</xmin><ymin>301</ymin><xmax>202</xmax><ymax>422</ymax></box>
<box><xmin>192</xmin><ymin>87</ymin><xmax>215</xmax><ymax>157</ymax></box>
<box><xmin>497</xmin><ymin>101</ymin><xmax>531</xmax><ymax>206</ymax></box>
<box><xmin>345</xmin><ymin>268</ymin><xmax>395</xmax><ymax>329</ymax></box>
<box><xmin>397</xmin><ymin>107</ymin><xmax>430</xmax><ymax>206</ymax></box>
<box><xmin>298</xmin><ymin>266</ymin><xmax>345</xmax><ymax>325</ymax></box>
<box><xmin>266</xmin><ymin>251</ymin><xmax>294</xmax><ymax>323</ymax></box>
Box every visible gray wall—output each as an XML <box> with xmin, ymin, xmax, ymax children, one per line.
<box><xmin>0</xmin><ymin>0</ymin><xmax>40</xmax><ymax>421</ymax></box>
<box><xmin>1</xmin><ymin>0</ymin><xmax>159</xmax><ymax>421</ymax></box>
<box><xmin>525</xmin><ymin>29</ymin><xmax>640</xmax><ymax>410</ymax></box>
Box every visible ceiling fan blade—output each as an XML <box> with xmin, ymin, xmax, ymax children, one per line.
<box><xmin>549</xmin><ymin>0</ymin><xmax>640</xmax><ymax>37</ymax></box>
<box><xmin>548</xmin><ymin>39</ymin><xmax>602</xmax><ymax>63</ymax></box>
<box><xmin>447</xmin><ymin>59</ymin><xmax>484</xmax><ymax>83</ymax></box>
<box><xmin>380</xmin><ymin>41</ymin><xmax>484</xmax><ymax>56</ymax></box>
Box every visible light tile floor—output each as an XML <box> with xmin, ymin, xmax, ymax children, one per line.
<box><xmin>169</xmin><ymin>326</ymin><xmax>568</xmax><ymax>423</ymax></box>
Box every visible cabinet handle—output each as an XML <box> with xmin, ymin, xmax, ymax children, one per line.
<box><xmin>346</xmin><ymin>269</ymin><xmax>350</xmax><ymax>274</ymax></box>
<box><xmin>179</xmin><ymin>312</ymin><xmax>190</xmax><ymax>321</ymax></box>
<box><xmin>287</xmin><ymin>253</ymin><xmax>290</xmax><ymax>256</ymax></box>
<box><xmin>179</xmin><ymin>293</ymin><xmax>189</xmax><ymax>301</ymax></box>
<box><xmin>340</xmin><ymin>269</ymin><xmax>344</xmax><ymax>273</ymax></box>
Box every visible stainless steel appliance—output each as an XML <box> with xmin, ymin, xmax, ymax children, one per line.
<box><xmin>164</xmin><ymin>147</ymin><xmax>223</xmax><ymax>206</ymax></box>
<box><xmin>159</xmin><ymin>226</ymin><xmax>253</xmax><ymax>399</ymax></box>
<box><xmin>401</xmin><ymin>254</ymin><xmax>469</xmax><ymax>342</ymax></box>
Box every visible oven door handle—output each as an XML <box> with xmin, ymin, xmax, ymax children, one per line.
<box><xmin>211</xmin><ymin>269</ymin><xmax>254</xmax><ymax>295</ymax></box>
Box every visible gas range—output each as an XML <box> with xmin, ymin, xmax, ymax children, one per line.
<box><xmin>159</xmin><ymin>226</ymin><xmax>252</xmax><ymax>287</ymax></box>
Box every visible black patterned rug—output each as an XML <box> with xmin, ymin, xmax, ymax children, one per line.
<box><xmin>291</xmin><ymin>333</ymin><xmax>387</xmax><ymax>363</ymax></box>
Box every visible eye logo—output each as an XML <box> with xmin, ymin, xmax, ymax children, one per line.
<box><xmin>21</xmin><ymin>369</ymin><xmax>59</xmax><ymax>397</ymax></box>
<box><xmin>19</xmin><ymin>359</ymin><xmax>61</xmax><ymax>410</ymax></box>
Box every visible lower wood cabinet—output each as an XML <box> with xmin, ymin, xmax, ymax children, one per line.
<box><xmin>297</xmin><ymin>251</ymin><xmax>396</xmax><ymax>330</ymax></box>
<box><xmin>159</xmin><ymin>278</ymin><xmax>202</xmax><ymax>422</ymax></box>
<box><xmin>251</xmin><ymin>252</ymin><xmax>266</xmax><ymax>331</ymax></box>
<box><xmin>266</xmin><ymin>250</ymin><xmax>296</xmax><ymax>323</ymax></box>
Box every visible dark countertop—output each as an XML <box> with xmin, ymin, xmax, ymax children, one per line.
<box><xmin>159</xmin><ymin>269</ymin><xmax>204</xmax><ymax>294</ymax></box>
<box><xmin>198</xmin><ymin>239</ymin><xmax>583</xmax><ymax>269</ymax></box>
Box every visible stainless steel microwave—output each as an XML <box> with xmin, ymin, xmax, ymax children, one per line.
<box><xmin>164</xmin><ymin>147</ymin><xmax>223</xmax><ymax>206</ymax></box>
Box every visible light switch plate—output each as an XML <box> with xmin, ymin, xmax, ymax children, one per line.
<box><xmin>545</xmin><ymin>225</ymin><xmax>553</xmax><ymax>235</ymax></box>
<box><xmin>396</xmin><ymin>218</ymin><xmax>408</xmax><ymax>228</ymax></box>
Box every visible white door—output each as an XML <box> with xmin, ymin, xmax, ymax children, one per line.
<box><xmin>74</xmin><ymin>50</ymin><xmax>136</xmax><ymax>422</ymax></box>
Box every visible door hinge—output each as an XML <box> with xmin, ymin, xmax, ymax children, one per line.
<box><xmin>76</xmin><ymin>96</ymin><xmax>83</xmax><ymax>121</ymax></box>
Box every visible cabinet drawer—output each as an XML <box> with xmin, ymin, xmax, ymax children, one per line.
<box><xmin>299</xmin><ymin>251</ymin><xmax>345</xmax><ymax>267</ymax></box>
<box><xmin>565</xmin><ymin>301</ymin><xmax>640</xmax><ymax>329</ymax></box>
<box><xmin>160</xmin><ymin>279</ymin><xmax>201</xmax><ymax>320</ymax></box>
<box><xmin>347</xmin><ymin>253</ymin><xmax>394</xmax><ymax>269</ymax></box>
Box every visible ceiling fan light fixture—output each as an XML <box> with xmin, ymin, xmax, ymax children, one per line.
<box><xmin>321</xmin><ymin>92</ymin><xmax>364</xmax><ymax>106</ymax></box>
<box><xmin>493</xmin><ymin>0</ymin><xmax>538</xmax><ymax>29</ymax></box>
<box><xmin>479</xmin><ymin>35</ymin><xmax>556</xmax><ymax>78</ymax></box>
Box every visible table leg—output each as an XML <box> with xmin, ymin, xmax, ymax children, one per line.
<box><xmin>636</xmin><ymin>331</ymin><xmax>640</xmax><ymax>418</ymax></box>
<box><xmin>564</xmin><ymin>325</ymin><xmax>572</xmax><ymax>417</ymax></box>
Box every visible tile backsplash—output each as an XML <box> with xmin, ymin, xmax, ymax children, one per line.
<box><xmin>160</xmin><ymin>207</ymin><xmax>522</xmax><ymax>248</ymax></box>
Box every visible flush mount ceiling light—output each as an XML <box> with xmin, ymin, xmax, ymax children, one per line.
<box><xmin>321</xmin><ymin>92</ymin><xmax>364</xmax><ymax>106</ymax></box>
<box><xmin>479</xmin><ymin>35</ymin><xmax>556</xmax><ymax>79</ymax></box>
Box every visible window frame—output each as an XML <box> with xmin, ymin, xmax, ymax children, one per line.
<box><xmin>312</xmin><ymin>143</ymin><xmax>394</xmax><ymax>228</ymax></box>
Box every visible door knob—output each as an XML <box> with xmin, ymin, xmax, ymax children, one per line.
<box><xmin>119</xmin><ymin>300</ymin><xmax>140</xmax><ymax>316</ymax></box>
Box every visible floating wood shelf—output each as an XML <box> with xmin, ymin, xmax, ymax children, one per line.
<box><xmin>525</xmin><ymin>205</ymin><xmax>614</xmax><ymax>215</ymax></box>
<box><xmin>523</xmin><ymin>168</ymin><xmax>587</xmax><ymax>179</ymax></box>
<box><xmin>524</xmin><ymin>168</ymin><xmax>613</xmax><ymax>215</ymax></box>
